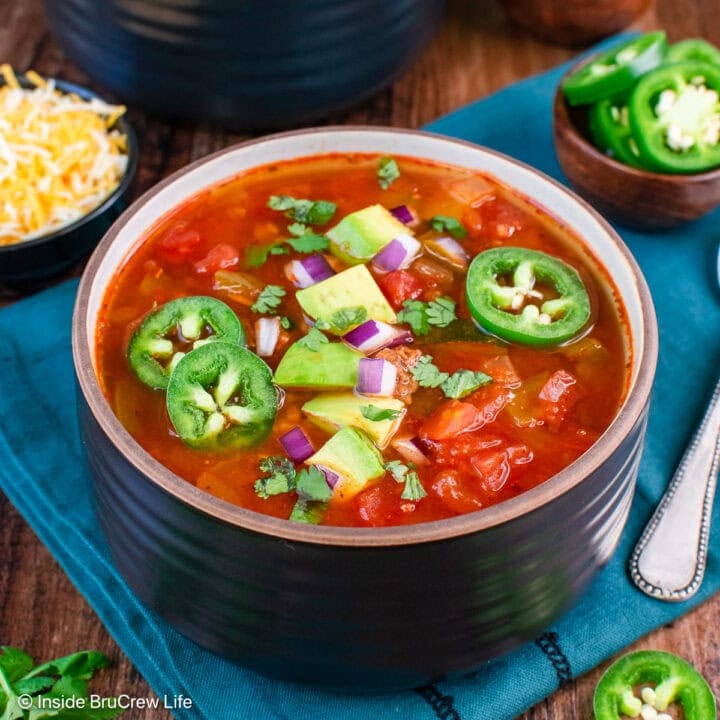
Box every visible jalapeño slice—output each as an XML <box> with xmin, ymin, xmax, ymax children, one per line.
<box><xmin>128</xmin><ymin>296</ymin><xmax>245</xmax><ymax>390</ymax></box>
<box><xmin>593</xmin><ymin>650</ymin><xmax>716</xmax><ymax>720</ymax></box>
<box><xmin>589</xmin><ymin>99</ymin><xmax>647</xmax><ymax>168</ymax></box>
<box><xmin>166</xmin><ymin>342</ymin><xmax>277</xmax><ymax>450</ymax></box>
<box><xmin>562</xmin><ymin>32</ymin><xmax>667</xmax><ymax>106</ymax></box>
<box><xmin>628</xmin><ymin>60</ymin><xmax>720</xmax><ymax>173</ymax></box>
<box><xmin>466</xmin><ymin>247</ymin><xmax>591</xmax><ymax>346</ymax></box>
<box><xmin>666</xmin><ymin>38</ymin><xmax>720</xmax><ymax>67</ymax></box>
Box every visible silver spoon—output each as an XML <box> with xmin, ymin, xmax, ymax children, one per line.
<box><xmin>628</xmin><ymin>249</ymin><xmax>720</xmax><ymax>602</ymax></box>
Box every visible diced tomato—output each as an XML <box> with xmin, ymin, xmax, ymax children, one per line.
<box><xmin>481</xmin><ymin>355</ymin><xmax>521</xmax><ymax>387</ymax></box>
<box><xmin>194</xmin><ymin>243</ymin><xmax>240</xmax><ymax>274</ymax></box>
<box><xmin>354</xmin><ymin>483</ymin><xmax>403</xmax><ymax>526</ymax></box>
<box><xmin>431</xmin><ymin>470</ymin><xmax>483</xmax><ymax>514</ymax></box>
<box><xmin>420</xmin><ymin>399</ymin><xmax>482</xmax><ymax>441</ymax></box>
<box><xmin>538</xmin><ymin>370</ymin><xmax>580</xmax><ymax>430</ymax></box>
<box><xmin>462</xmin><ymin>198</ymin><xmax>527</xmax><ymax>242</ymax></box>
<box><xmin>506</xmin><ymin>444</ymin><xmax>534</xmax><ymax>466</ymax></box>
<box><xmin>157</xmin><ymin>223</ymin><xmax>202</xmax><ymax>264</ymax></box>
<box><xmin>470</xmin><ymin>451</ymin><xmax>510</xmax><ymax>493</ymax></box>
<box><xmin>377</xmin><ymin>269</ymin><xmax>423</xmax><ymax>309</ymax></box>
<box><xmin>470</xmin><ymin>383</ymin><xmax>513</xmax><ymax>426</ymax></box>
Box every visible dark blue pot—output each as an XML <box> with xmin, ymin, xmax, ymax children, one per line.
<box><xmin>42</xmin><ymin>0</ymin><xmax>445</xmax><ymax>129</ymax></box>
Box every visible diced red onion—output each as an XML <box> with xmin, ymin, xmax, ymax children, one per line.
<box><xmin>285</xmin><ymin>254</ymin><xmax>334</xmax><ymax>289</ymax></box>
<box><xmin>391</xmin><ymin>436</ymin><xmax>430</xmax><ymax>467</ymax></box>
<box><xmin>255</xmin><ymin>317</ymin><xmax>280</xmax><ymax>357</ymax></box>
<box><xmin>316</xmin><ymin>464</ymin><xmax>341</xmax><ymax>490</ymax></box>
<box><xmin>343</xmin><ymin>320</ymin><xmax>403</xmax><ymax>354</ymax></box>
<box><xmin>385</xmin><ymin>328</ymin><xmax>413</xmax><ymax>348</ymax></box>
<box><xmin>425</xmin><ymin>236</ymin><xmax>470</xmax><ymax>270</ymax></box>
<box><xmin>389</xmin><ymin>205</ymin><xmax>419</xmax><ymax>226</ymax></box>
<box><xmin>279</xmin><ymin>426</ymin><xmax>314</xmax><ymax>463</ymax></box>
<box><xmin>372</xmin><ymin>234</ymin><xmax>421</xmax><ymax>273</ymax></box>
<box><xmin>356</xmin><ymin>358</ymin><xmax>398</xmax><ymax>396</ymax></box>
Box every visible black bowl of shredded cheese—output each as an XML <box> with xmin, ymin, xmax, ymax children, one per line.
<box><xmin>0</xmin><ymin>65</ymin><xmax>137</xmax><ymax>286</ymax></box>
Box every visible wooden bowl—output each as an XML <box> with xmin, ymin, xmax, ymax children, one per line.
<box><xmin>553</xmin><ymin>80</ymin><xmax>720</xmax><ymax>229</ymax></box>
<box><xmin>500</xmin><ymin>0</ymin><xmax>653</xmax><ymax>46</ymax></box>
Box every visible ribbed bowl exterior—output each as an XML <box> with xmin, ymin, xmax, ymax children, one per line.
<box><xmin>42</xmin><ymin>0</ymin><xmax>445</xmax><ymax>128</ymax></box>
<box><xmin>80</xmin><ymin>395</ymin><xmax>648</xmax><ymax>690</ymax></box>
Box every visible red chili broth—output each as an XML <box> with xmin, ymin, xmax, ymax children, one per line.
<box><xmin>96</xmin><ymin>153</ymin><xmax>631</xmax><ymax>527</ymax></box>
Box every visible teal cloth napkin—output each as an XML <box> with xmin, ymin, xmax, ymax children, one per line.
<box><xmin>2</xmin><ymin>41</ymin><xmax>720</xmax><ymax>720</ymax></box>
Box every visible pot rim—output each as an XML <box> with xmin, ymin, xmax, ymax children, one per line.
<box><xmin>72</xmin><ymin>126</ymin><xmax>658</xmax><ymax>547</ymax></box>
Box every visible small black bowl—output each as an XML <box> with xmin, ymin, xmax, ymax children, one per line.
<box><xmin>0</xmin><ymin>76</ymin><xmax>137</xmax><ymax>288</ymax></box>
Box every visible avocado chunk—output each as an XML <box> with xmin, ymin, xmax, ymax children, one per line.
<box><xmin>306</xmin><ymin>426</ymin><xmax>385</xmax><ymax>500</ymax></box>
<box><xmin>274</xmin><ymin>341</ymin><xmax>362</xmax><ymax>389</ymax></box>
<box><xmin>296</xmin><ymin>264</ymin><xmax>396</xmax><ymax>334</ymax></box>
<box><xmin>327</xmin><ymin>204</ymin><xmax>410</xmax><ymax>264</ymax></box>
<box><xmin>302</xmin><ymin>392</ymin><xmax>405</xmax><ymax>449</ymax></box>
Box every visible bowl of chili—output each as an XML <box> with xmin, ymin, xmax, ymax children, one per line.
<box><xmin>553</xmin><ymin>34</ymin><xmax>720</xmax><ymax>229</ymax></box>
<box><xmin>72</xmin><ymin>127</ymin><xmax>657</xmax><ymax>690</ymax></box>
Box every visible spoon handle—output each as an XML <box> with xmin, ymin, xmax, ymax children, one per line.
<box><xmin>629</xmin><ymin>375</ymin><xmax>720</xmax><ymax>601</ymax></box>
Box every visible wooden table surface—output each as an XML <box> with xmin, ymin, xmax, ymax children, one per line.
<box><xmin>2</xmin><ymin>1</ymin><xmax>719</xmax><ymax>718</ymax></box>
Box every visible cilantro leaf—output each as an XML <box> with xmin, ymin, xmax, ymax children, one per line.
<box><xmin>255</xmin><ymin>456</ymin><xmax>296</xmax><ymax>499</ymax></box>
<box><xmin>285</xmin><ymin>233</ymin><xmax>329</xmax><ymax>253</ymax></box>
<box><xmin>377</xmin><ymin>156</ymin><xmax>400</xmax><ymax>190</ymax></box>
<box><xmin>361</xmin><ymin>405</ymin><xmax>402</xmax><ymax>422</ymax></box>
<box><xmin>251</xmin><ymin>284</ymin><xmax>286</xmax><ymax>314</ymax></box>
<box><xmin>397</xmin><ymin>300</ymin><xmax>430</xmax><ymax>335</ymax></box>
<box><xmin>279</xmin><ymin>316</ymin><xmax>293</xmax><ymax>330</ymax></box>
<box><xmin>287</xmin><ymin>222</ymin><xmax>308</xmax><ymax>237</ymax></box>
<box><xmin>245</xmin><ymin>243</ymin><xmax>290</xmax><ymax>268</ymax></box>
<box><xmin>0</xmin><ymin>648</ymin><xmax>34</xmax><ymax>683</ymax></box>
<box><xmin>410</xmin><ymin>355</ymin><xmax>449</xmax><ymax>388</ymax></box>
<box><xmin>296</xmin><ymin>466</ymin><xmax>332</xmax><ymax>502</ymax></box>
<box><xmin>330</xmin><ymin>306</ymin><xmax>367</xmax><ymax>331</ymax></box>
<box><xmin>296</xmin><ymin>327</ymin><xmax>329</xmax><ymax>352</ymax></box>
<box><xmin>267</xmin><ymin>195</ymin><xmax>336</xmax><ymax>224</ymax></box>
<box><xmin>401</xmin><ymin>470</ymin><xmax>427</xmax><ymax>501</ymax></box>
<box><xmin>430</xmin><ymin>214</ymin><xmax>467</xmax><ymax>239</ymax></box>
<box><xmin>384</xmin><ymin>461</ymin><xmax>426</xmax><ymax>501</ymax></box>
<box><xmin>441</xmin><ymin>369</ymin><xmax>493</xmax><ymax>399</ymax></box>
<box><xmin>426</xmin><ymin>297</ymin><xmax>457</xmax><ymax>327</ymax></box>
<box><xmin>289</xmin><ymin>498</ymin><xmax>327</xmax><ymax>524</ymax></box>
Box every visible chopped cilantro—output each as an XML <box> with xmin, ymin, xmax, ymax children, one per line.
<box><xmin>296</xmin><ymin>327</ymin><xmax>329</xmax><ymax>351</ymax></box>
<box><xmin>430</xmin><ymin>214</ymin><xmax>467</xmax><ymax>239</ymax></box>
<box><xmin>286</xmin><ymin>233</ymin><xmax>329</xmax><ymax>253</ymax></box>
<box><xmin>384</xmin><ymin>460</ymin><xmax>426</xmax><ymax>501</ymax></box>
<box><xmin>361</xmin><ymin>405</ymin><xmax>403</xmax><ymax>422</ymax></box>
<box><xmin>280</xmin><ymin>316</ymin><xmax>293</xmax><ymax>330</ymax></box>
<box><xmin>255</xmin><ymin>456</ymin><xmax>297</xmax><ymax>499</ymax></box>
<box><xmin>401</xmin><ymin>470</ymin><xmax>427</xmax><ymax>501</ymax></box>
<box><xmin>288</xmin><ymin>222</ymin><xmax>308</xmax><ymax>237</ymax></box>
<box><xmin>441</xmin><ymin>369</ymin><xmax>492</xmax><ymax>399</ymax></box>
<box><xmin>296</xmin><ymin>465</ymin><xmax>332</xmax><ymax>502</ymax></box>
<box><xmin>267</xmin><ymin>195</ymin><xmax>336</xmax><ymax>224</ymax></box>
<box><xmin>251</xmin><ymin>284</ymin><xmax>286</xmax><ymax>314</ymax></box>
<box><xmin>397</xmin><ymin>299</ymin><xmax>430</xmax><ymax>335</ymax></box>
<box><xmin>330</xmin><ymin>306</ymin><xmax>368</xmax><ymax>331</ymax></box>
<box><xmin>377</xmin><ymin>156</ymin><xmax>400</xmax><ymax>190</ymax></box>
<box><xmin>398</xmin><ymin>297</ymin><xmax>457</xmax><ymax>335</ymax></box>
<box><xmin>289</xmin><ymin>497</ymin><xmax>327</xmax><ymax>524</ymax></box>
<box><xmin>246</xmin><ymin>243</ymin><xmax>289</xmax><ymax>268</ymax></box>
<box><xmin>426</xmin><ymin>297</ymin><xmax>457</xmax><ymax>327</ymax></box>
<box><xmin>410</xmin><ymin>355</ymin><xmax>449</xmax><ymax>388</ymax></box>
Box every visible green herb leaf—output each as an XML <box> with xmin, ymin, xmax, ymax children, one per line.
<box><xmin>426</xmin><ymin>297</ymin><xmax>457</xmax><ymax>327</ymax></box>
<box><xmin>289</xmin><ymin>498</ymin><xmax>327</xmax><ymax>524</ymax></box>
<box><xmin>296</xmin><ymin>327</ymin><xmax>329</xmax><ymax>352</ymax></box>
<box><xmin>296</xmin><ymin>466</ymin><xmax>332</xmax><ymax>502</ymax></box>
<box><xmin>285</xmin><ymin>233</ymin><xmax>329</xmax><ymax>253</ymax></box>
<box><xmin>0</xmin><ymin>648</ymin><xmax>34</xmax><ymax>684</ymax></box>
<box><xmin>267</xmin><ymin>195</ymin><xmax>336</xmax><ymax>224</ymax></box>
<box><xmin>279</xmin><ymin>316</ymin><xmax>293</xmax><ymax>330</ymax></box>
<box><xmin>287</xmin><ymin>222</ymin><xmax>308</xmax><ymax>237</ymax></box>
<box><xmin>400</xmin><ymin>470</ymin><xmax>427</xmax><ymax>501</ymax></box>
<box><xmin>255</xmin><ymin>456</ymin><xmax>297</xmax><ymax>499</ymax></box>
<box><xmin>385</xmin><ymin>459</ymin><xmax>410</xmax><ymax>482</ymax></box>
<box><xmin>251</xmin><ymin>284</ymin><xmax>286</xmax><ymax>314</ymax></box>
<box><xmin>377</xmin><ymin>156</ymin><xmax>400</xmax><ymax>190</ymax></box>
<box><xmin>409</xmin><ymin>355</ymin><xmax>449</xmax><ymax>388</ymax></box>
<box><xmin>330</xmin><ymin>306</ymin><xmax>368</xmax><ymax>332</ymax></box>
<box><xmin>430</xmin><ymin>214</ymin><xmax>467</xmax><ymax>239</ymax></box>
<box><xmin>397</xmin><ymin>300</ymin><xmax>430</xmax><ymax>335</ymax></box>
<box><xmin>361</xmin><ymin>405</ymin><xmax>402</xmax><ymax>422</ymax></box>
<box><xmin>441</xmin><ymin>369</ymin><xmax>493</xmax><ymax>399</ymax></box>
<box><xmin>245</xmin><ymin>243</ymin><xmax>289</xmax><ymax>268</ymax></box>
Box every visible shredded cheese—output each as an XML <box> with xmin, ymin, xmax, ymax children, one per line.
<box><xmin>0</xmin><ymin>64</ymin><xmax>128</xmax><ymax>246</ymax></box>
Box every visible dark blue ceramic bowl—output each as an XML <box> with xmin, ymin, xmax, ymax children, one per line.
<box><xmin>42</xmin><ymin>0</ymin><xmax>445</xmax><ymax>129</ymax></box>
<box><xmin>0</xmin><ymin>77</ymin><xmax>137</xmax><ymax>287</ymax></box>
